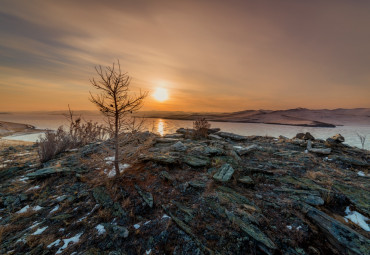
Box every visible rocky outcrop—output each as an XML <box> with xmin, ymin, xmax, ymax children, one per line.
<box><xmin>212</xmin><ymin>163</ymin><xmax>234</xmax><ymax>182</ymax></box>
<box><xmin>0</xmin><ymin>129</ymin><xmax>369</xmax><ymax>255</ymax></box>
<box><xmin>301</xmin><ymin>203</ymin><xmax>370</xmax><ymax>255</ymax></box>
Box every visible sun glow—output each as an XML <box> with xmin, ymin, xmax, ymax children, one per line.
<box><xmin>153</xmin><ymin>87</ymin><xmax>169</xmax><ymax>102</ymax></box>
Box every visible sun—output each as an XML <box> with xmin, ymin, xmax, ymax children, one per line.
<box><xmin>153</xmin><ymin>87</ymin><xmax>169</xmax><ymax>102</ymax></box>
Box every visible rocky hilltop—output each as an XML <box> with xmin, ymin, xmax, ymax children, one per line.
<box><xmin>0</xmin><ymin>128</ymin><xmax>369</xmax><ymax>254</ymax></box>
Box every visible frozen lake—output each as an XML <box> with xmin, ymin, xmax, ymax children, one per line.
<box><xmin>1</xmin><ymin>112</ymin><xmax>369</xmax><ymax>149</ymax></box>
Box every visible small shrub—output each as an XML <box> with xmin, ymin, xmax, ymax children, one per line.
<box><xmin>193</xmin><ymin>118</ymin><xmax>210</xmax><ymax>139</ymax></box>
<box><xmin>37</xmin><ymin>107</ymin><xmax>108</xmax><ymax>163</ymax></box>
<box><xmin>66</xmin><ymin>106</ymin><xmax>107</xmax><ymax>146</ymax></box>
<box><xmin>37</xmin><ymin>127</ymin><xmax>72</xmax><ymax>163</ymax></box>
<box><xmin>356</xmin><ymin>132</ymin><xmax>366</xmax><ymax>149</ymax></box>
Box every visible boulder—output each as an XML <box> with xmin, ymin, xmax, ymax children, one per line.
<box><xmin>295</xmin><ymin>132</ymin><xmax>315</xmax><ymax>140</ymax></box>
<box><xmin>160</xmin><ymin>171</ymin><xmax>175</xmax><ymax>182</ymax></box>
<box><xmin>176</xmin><ymin>128</ymin><xmax>194</xmax><ymax>135</ymax></box>
<box><xmin>208</xmin><ymin>128</ymin><xmax>221</xmax><ymax>134</ymax></box>
<box><xmin>213</xmin><ymin>163</ymin><xmax>234</xmax><ymax>182</ymax></box>
<box><xmin>93</xmin><ymin>187</ymin><xmax>113</xmax><ymax>207</ymax></box>
<box><xmin>307</xmin><ymin>140</ymin><xmax>331</xmax><ymax>155</ymax></box>
<box><xmin>139</xmin><ymin>153</ymin><xmax>179</xmax><ymax>164</ymax></box>
<box><xmin>170</xmin><ymin>141</ymin><xmax>187</xmax><ymax>152</ymax></box>
<box><xmin>103</xmin><ymin>224</ymin><xmax>129</xmax><ymax>238</ymax></box>
<box><xmin>208</xmin><ymin>134</ymin><xmax>222</xmax><ymax>140</ymax></box>
<box><xmin>331</xmin><ymin>134</ymin><xmax>345</xmax><ymax>143</ymax></box>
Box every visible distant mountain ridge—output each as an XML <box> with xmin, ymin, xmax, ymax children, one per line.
<box><xmin>139</xmin><ymin>108</ymin><xmax>370</xmax><ymax>127</ymax></box>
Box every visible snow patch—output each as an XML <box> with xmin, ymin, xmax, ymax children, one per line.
<box><xmin>161</xmin><ymin>214</ymin><xmax>170</xmax><ymax>219</ymax></box>
<box><xmin>50</xmin><ymin>205</ymin><xmax>59</xmax><ymax>214</ymax></box>
<box><xmin>17</xmin><ymin>205</ymin><xmax>30</xmax><ymax>213</ymax></box>
<box><xmin>56</xmin><ymin>195</ymin><xmax>67</xmax><ymax>202</ymax></box>
<box><xmin>344</xmin><ymin>206</ymin><xmax>370</xmax><ymax>231</ymax></box>
<box><xmin>33</xmin><ymin>205</ymin><xmax>43</xmax><ymax>211</ymax></box>
<box><xmin>16</xmin><ymin>152</ymin><xmax>31</xmax><ymax>156</ymax></box>
<box><xmin>357</xmin><ymin>171</ymin><xmax>366</xmax><ymax>177</ymax></box>
<box><xmin>56</xmin><ymin>232</ymin><xmax>83</xmax><ymax>254</ymax></box>
<box><xmin>32</xmin><ymin>226</ymin><xmax>48</xmax><ymax>235</ymax></box>
<box><xmin>133</xmin><ymin>224</ymin><xmax>140</xmax><ymax>229</ymax></box>
<box><xmin>29</xmin><ymin>221</ymin><xmax>41</xmax><ymax>229</ymax></box>
<box><xmin>26</xmin><ymin>185</ymin><xmax>40</xmax><ymax>192</ymax></box>
<box><xmin>145</xmin><ymin>249</ymin><xmax>152</xmax><ymax>254</ymax></box>
<box><xmin>18</xmin><ymin>176</ymin><xmax>29</xmax><ymax>183</ymax></box>
<box><xmin>286</xmin><ymin>225</ymin><xmax>292</xmax><ymax>230</ymax></box>
<box><xmin>105</xmin><ymin>164</ymin><xmax>130</xmax><ymax>178</ymax></box>
<box><xmin>47</xmin><ymin>239</ymin><xmax>61</xmax><ymax>248</ymax></box>
<box><xmin>95</xmin><ymin>224</ymin><xmax>106</xmax><ymax>235</ymax></box>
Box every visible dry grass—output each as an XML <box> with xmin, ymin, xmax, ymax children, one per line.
<box><xmin>97</xmin><ymin>208</ymin><xmax>113</xmax><ymax>221</ymax></box>
<box><xmin>305</xmin><ymin>170</ymin><xmax>326</xmax><ymax>180</ymax></box>
<box><xmin>0</xmin><ymin>224</ymin><xmax>24</xmax><ymax>243</ymax></box>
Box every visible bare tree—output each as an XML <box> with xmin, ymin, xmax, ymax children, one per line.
<box><xmin>356</xmin><ymin>132</ymin><xmax>367</xmax><ymax>149</ymax></box>
<box><xmin>89</xmin><ymin>60</ymin><xmax>148</xmax><ymax>176</ymax></box>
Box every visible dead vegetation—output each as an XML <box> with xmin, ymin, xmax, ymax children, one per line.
<box><xmin>193</xmin><ymin>118</ymin><xmax>210</xmax><ymax>139</ymax></box>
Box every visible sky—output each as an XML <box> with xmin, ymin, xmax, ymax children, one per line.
<box><xmin>0</xmin><ymin>0</ymin><xmax>370</xmax><ymax>112</ymax></box>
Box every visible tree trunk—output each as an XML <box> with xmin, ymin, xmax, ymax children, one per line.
<box><xmin>114</xmin><ymin>112</ymin><xmax>120</xmax><ymax>177</ymax></box>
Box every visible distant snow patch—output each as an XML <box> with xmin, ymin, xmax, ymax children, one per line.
<box><xmin>344</xmin><ymin>206</ymin><xmax>370</xmax><ymax>231</ymax></box>
<box><xmin>286</xmin><ymin>225</ymin><xmax>292</xmax><ymax>230</ymax></box>
<box><xmin>56</xmin><ymin>232</ymin><xmax>83</xmax><ymax>254</ymax></box>
<box><xmin>32</xmin><ymin>226</ymin><xmax>48</xmax><ymax>235</ymax></box>
<box><xmin>133</xmin><ymin>224</ymin><xmax>140</xmax><ymax>229</ymax></box>
<box><xmin>95</xmin><ymin>224</ymin><xmax>106</xmax><ymax>235</ymax></box>
<box><xmin>145</xmin><ymin>249</ymin><xmax>152</xmax><ymax>254</ymax></box>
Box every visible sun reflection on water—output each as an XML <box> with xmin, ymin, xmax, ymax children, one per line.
<box><xmin>157</xmin><ymin>119</ymin><xmax>164</xmax><ymax>136</ymax></box>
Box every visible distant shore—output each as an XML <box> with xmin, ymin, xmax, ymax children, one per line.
<box><xmin>0</xmin><ymin>121</ymin><xmax>43</xmax><ymax>138</ymax></box>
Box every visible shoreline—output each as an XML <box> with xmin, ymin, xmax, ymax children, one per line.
<box><xmin>0</xmin><ymin>121</ymin><xmax>44</xmax><ymax>140</ymax></box>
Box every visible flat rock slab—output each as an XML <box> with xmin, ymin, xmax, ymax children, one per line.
<box><xmin>164</xmin><ymin>133</ymin><xmax>185</xmax><ymax>139</ymax></box>
<box><xmin>184</xmin><ymin>156</ymin><xmax>210</xmax><ymax>167</ymax></box>
<box><xmin>135</xmin><ymin>185</ymin><xmax>154</xmax><ymax>208</ymax></box>
<box><xmin>156</xmin><ymin>138</ymin><xmax>180</xmax><ymax>143</ymax></box>
<box><xmin>26</xmin><ymin>167</ymin><xmax>74</xmax><ymax>179</ymax></box>
<box><xmin>301</xmin><ymin>203</ymin><xmax>370</xmax><ymax>255</ymax></box>
<box><xmin>237</xmin><ymin>176</ymin><xmax>254</xmax><ymax>185</ymax></box>
<box><xmin>215</xmin><ymin>132</ymin><xmax>248</xmax><ymax>141</ymax></box>
<box><xmin>234</xmin><ymin>144</ymin><xmax>262</xmax><ymax>155</ymax></box>
<box><xmin>213</xmin><ymin>163</ymin><xmax>234</xmax><ymax>182</ymax></box>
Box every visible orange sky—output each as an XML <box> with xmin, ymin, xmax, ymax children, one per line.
<box><xmin>0</xmin><ymin>0</ymin><xmax>370</xmax><ymax>112</ymax></box>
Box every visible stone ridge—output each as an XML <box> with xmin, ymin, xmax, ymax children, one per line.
<box><xmin>0</xmin><ymin>129</ymin><xmax>369</xmax><ymax>254</ymax></box>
